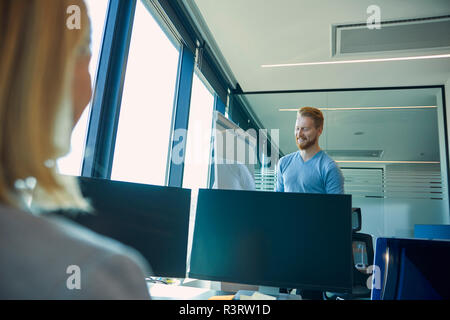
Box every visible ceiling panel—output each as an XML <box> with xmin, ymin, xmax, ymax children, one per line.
<box><xmin>190</xmin><ymin>0</ymin><xmax>450</xmax><ymax>91</ymax></box>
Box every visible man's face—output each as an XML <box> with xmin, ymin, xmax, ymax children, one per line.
<box><xmin>294</xmin><ymin>116</ymin><xmax>322</xmax><ymax>150</ymax></box>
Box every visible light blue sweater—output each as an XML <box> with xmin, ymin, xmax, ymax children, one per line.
<box><xmin>276</xmin><ymin>150</ymin><xmax>344</xmax><ymax>194</ymax></box>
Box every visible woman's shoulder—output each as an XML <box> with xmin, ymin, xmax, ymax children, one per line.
<box><xmin>0</xmin><ymin>203</ymin><xmax>151</xmax><ymax>299</ymax></box>
<box><xmin>1</xmin><ymin>203</ymin><xmax>136</xmax><ymax>258</ymax></box>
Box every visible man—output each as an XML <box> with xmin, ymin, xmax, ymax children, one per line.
<box><xmin>276</xmin><ymin>106</ymin><xmax>344</xmax><ymax>194</ymax></box>
<box><xmin>276</xmin><ymin>107</ymin><xmax>345</xmax><ymax>300</ymax></box>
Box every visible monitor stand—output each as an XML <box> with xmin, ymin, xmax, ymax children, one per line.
<box><xmin>258</xmin><ymin>286</ymin><xmax>280</xmax><ymax>296</ymax></box>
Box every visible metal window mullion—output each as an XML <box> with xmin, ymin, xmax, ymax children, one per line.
<box><xmin>167</xmin><ymin>45</ymin><xmax>195</xmax><ymax>187</ymax></box>
<box><xmin>81</xmin><ymin>0</ymin><xmax>137</xmax><ymax>179</ymax></box>
<box><xmin>208</xmin><ymin>95</ymin><xmax>226</xmax><ymax>188</ymax></box>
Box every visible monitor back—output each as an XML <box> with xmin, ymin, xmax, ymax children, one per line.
<box><xmin>74</xmin><ymin>177</ymin><xmax>190</xmax><ymax>278</ymax></box>
<box><xmin>372</xmin><ymin>237</ymin><xmax>450</xmax><ymax>300</ymax></box>
<box><xmin>189</xmin><ymin>189</ymin><xmax>353</xmax><ymax>292</ymax></box>
<box><xmin>414</xmin><ymin>224</ymin><xmax>450</xmax><ymax>240</ymax></box>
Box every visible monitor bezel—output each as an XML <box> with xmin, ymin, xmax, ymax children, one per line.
<box><xmin>189</xmin><ymin>188</ymin><xmax>354</xmax><ymax>293</ymax></box>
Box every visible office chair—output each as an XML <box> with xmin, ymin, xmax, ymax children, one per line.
<box><xmin>324</xmin><ymin>208</ymin><xmax>374</xmax><ymax>300</ymax></box>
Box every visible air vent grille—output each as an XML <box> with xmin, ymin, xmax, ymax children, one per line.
<box><xmin>333</xmin><ymin>16</ymin><xmax>450</xmax><ymax>55</ymax></box>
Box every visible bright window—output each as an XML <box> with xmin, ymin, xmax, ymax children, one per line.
<box><xmin>111</xmin><ymin>0</ymin><xmax>179</xmax><ymax>185</ymax></box>
<box><xmin>182</xmin><ymin>73</ymin><xmax>215</xmax><ymax>189</ymax></box>
<box><xmin>57</xmin><ymin>0</ymin><xmax>109</xmax><ymax>175</ymax></box>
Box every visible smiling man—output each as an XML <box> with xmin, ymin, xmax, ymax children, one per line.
<box><xmin>276</xmin><ymin>107</ymin><xmax>344</xmax><ymax>194</ymax></box>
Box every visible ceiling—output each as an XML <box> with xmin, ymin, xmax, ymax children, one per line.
<box><xmin>185</xmin><ymin>0</ymin><xmax>450</xmax><ymax>162</ymax></box>
<box><xmin>188</xmin><ymin>0</ymin><xmax>450</xmax><ymax>91</ymax></box>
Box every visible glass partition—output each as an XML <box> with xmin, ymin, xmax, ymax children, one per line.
<box><xmin>236</xmin><ymin>87</ymin><xmax>449</xmax><ymax>239</ymax></box>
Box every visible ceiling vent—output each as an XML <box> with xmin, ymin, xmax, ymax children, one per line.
<box><xmin>332</xmin><ymin>16</ymin><xmax>450</xmax><ymax>56</ymax></box>
<box><xmin>325</xmin><ymin>150</ymin><xmax>384</xmax><ymax>158</ymax></box>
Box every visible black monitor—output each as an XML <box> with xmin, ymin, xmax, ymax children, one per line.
<box><xmin>189</xmin><ymin>189</ymin><xmax>353</xmax><ymax>293</ymax></box>
<box><xmin>371</xmin><ymin>237</ymin><xmax>450</xmax><ymax>300</ymax></box>
<box><xmin>69</xmin><ymin>177</ymin><xmax>191</xmax><ymax>278</ymax></box>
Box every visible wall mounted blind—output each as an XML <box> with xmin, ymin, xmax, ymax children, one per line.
<box><xmin>254</xmin><ymin>168</ymin><xmax>276</xmax><ymax>191</ymax></box>
<box><xmin>341</xmin><ymin>165</ymin><xmax>444</xmax><ymax>200</ymax></box>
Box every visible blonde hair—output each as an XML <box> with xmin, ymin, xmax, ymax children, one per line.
<box><xmin>297</xmin><ymin>106</ymin><xmax>324</xmax><ymax>129</ymax></box>
<box><xmin>0</xmin><ymin>0</ymin><xmax>91</xmax><ymax>212</ymax></box>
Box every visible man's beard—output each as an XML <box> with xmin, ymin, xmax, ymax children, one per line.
<box><xmin>296</xmin><ymin>135</ymin><xmax>317</xmax><ymax>150</ymax></box>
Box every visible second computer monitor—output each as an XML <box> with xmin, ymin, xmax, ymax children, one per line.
<box><xmin>189</xmin><ymin>189</ymin><xmax>353</xmax><ymax>293</ymax></box>
<box><xmin>75</xmin><ymin>177</ymin><xmax>191</xmax><ymax>278</ymax></box>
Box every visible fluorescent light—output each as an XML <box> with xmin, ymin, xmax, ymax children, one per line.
<box><xmin>262</xmin><ymin>53</ymin><xmax>450</xmax><ymax>68</ymax></box>
<box><xmin>278</xmin><ymin>106</ymin><xmax>437</xmax><ymax>111</ymax></box>
<box><xmin>335</xmin><ymin>160</ymin><xmax>440</xmax><ymax>164</ymax></box>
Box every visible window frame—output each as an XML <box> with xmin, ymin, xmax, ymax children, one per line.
<box><xmin>80</xmin><ymin>0</ymin><xmax>234</xmax><ymax>187</ymax></box>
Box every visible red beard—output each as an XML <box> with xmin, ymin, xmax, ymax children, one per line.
<box><xmin>296</xmin><ymin>135</ymin><xmax>317</xmax><ymax>150</ymax></box>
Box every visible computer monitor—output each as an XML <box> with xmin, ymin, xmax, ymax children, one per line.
<box><xmin>189</xmin><ymin>189</ymin><xmax>353</xmax><ymax>293</ymax></box>
<box><xmin>371</xmin><ymin>237</ymin><xmax>450</xmax><ymax>300</ymax></box>
<box><xmin>70</xmin><ymin>177</ymin><xmax>191</xmax><ymax>278</ymax></box>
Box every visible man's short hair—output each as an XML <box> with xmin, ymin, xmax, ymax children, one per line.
<box><xmin>297</xmin><ymin>107</ymin><xmax>324</xmax><ymax>129</ymax></box>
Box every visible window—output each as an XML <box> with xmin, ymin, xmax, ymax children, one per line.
<box><xmin>111</xmin><ymin>1</ymin><xmax>180</xmax><ymax>185</ymax></box>
<box><xmin>182</xmin><ymin>72</ymin><xmax>215</xmax><ymax>189</ymax></box>
<box><xmin>183</xmin><ymin>73</ymin><xmax>215</xmax><ymax>280</ymax></box>
<box><xmin>57</xmin><ymin>0</ymin><xmax>109</xmax><ymax>175</ymax></box>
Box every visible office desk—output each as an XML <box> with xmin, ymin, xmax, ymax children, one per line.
<box><xmin>148</xmin><ymin>283</ymin><xmax>229</xmax><ymax>300</ymax></box>
<box><xmin>147</xmin><ymin>283</ymin><xmax>302</xmax><ymax>300</ymax></box>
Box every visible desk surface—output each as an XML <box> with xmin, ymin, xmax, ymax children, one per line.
<box><xmin>148</xmin><ymin>283</ymin><xmax>226</xmax><ymax>300</ymax></box>
<box><xmin>147</xmin><ymin>283</ymin><xmax>302</xmax><ymax>300</ymax></box>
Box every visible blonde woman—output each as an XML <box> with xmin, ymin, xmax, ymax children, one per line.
<box><xmin>0</xmin><ymin>0</ymin><xmax>151</xmax><ymax>299</ymax></box>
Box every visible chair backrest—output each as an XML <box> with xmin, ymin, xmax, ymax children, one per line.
<box><xmin>323</xmin><ymin>231</ymin><xmax>374</xmax><ymax>299</ymax></box>
<box><xmin>352</xmin><ymin>208</ymin><xmax>362</xmax><ymax>232</ymax></box>
<box><xmin>352</xmin><ymin>232</ymin><xmax>374</xmax><ymax>287</ymax></box>
<box><xmin>323</xmin><ymin>210</ymin><xmax>374</xmax><ymax>299</ymax></box>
